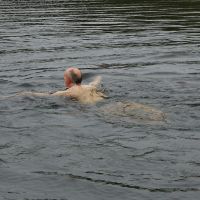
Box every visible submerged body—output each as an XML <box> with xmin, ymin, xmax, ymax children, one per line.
<box><xmin>100</xmin><ymin>101</ymin><xmax>166</xmax><ymax>123</ymax></box>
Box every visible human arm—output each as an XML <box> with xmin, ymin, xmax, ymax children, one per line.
<box><xmin>0</xmin><ymin>92</ymin><xmax>50</xmax><ymax>100</ymax></box>
<box><xmin>20</xmin><ymin>91</ymin><xmax>51</xmax><ymax>97</ymax></box>
<box><xmin>22</xmin><ymin>90</ymin><xmax>71</xmax><ymax>97</ymax></box>
<box><xmin>88</xmin><ymin>76</ymin><xmax>102</xmax><ymax>87</ymax></box>
<box><xmin>51</xmin><ymin>90</ymin><xmax>70</xmax><ymax>96</ymax></box>
<box><xmin>0</xmin><ymin>90</ymin><xmax>70</xmax><ymax>100</ymax></box>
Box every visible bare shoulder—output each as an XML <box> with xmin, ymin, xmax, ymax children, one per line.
<box><xmin>51</xmin><ymin>90</ymin><xmax>70</xmax><ymax>96</ymax></box>
<box><xmin>52</xmin><ymin>87</ymin><xmax>82</xmax><ymax>98</ymax></box>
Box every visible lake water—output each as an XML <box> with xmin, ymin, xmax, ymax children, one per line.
<box><xmin>0</xmin><ymin>0</ymin><xmax>200</xmax><ymax>199</ymax></box>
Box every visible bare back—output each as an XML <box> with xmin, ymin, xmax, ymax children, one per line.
<box><xmin>52</xmin><ymin>84</ymin><xmax>106</xmax><ymax>104</ymax></box>
<box><xmin>51</xmin><ymin>76</ymin><xmax>106</xmax><ymax>104</ymax></box>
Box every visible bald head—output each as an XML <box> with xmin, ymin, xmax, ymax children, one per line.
<box><xmin>64</xmin><ymin>67</ymin><xmax>82</xmax><ymax>88</ymax></box>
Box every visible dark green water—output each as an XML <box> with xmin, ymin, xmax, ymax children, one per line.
<box><xmin>0</xmin><ymin>0</ymin><xmax>200</xmax><ymax>199</ymax></box>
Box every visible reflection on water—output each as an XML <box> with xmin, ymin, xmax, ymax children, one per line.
<box><xmin>0</xmin><ymin>0</ymin><xmax>200</xmax><ymax>199</ymax></box>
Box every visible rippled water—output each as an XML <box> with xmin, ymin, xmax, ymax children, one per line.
<box><xmin>0</xmin><ymin>0</ymin><xmax>200</xmax><ymax>199</ymax></box>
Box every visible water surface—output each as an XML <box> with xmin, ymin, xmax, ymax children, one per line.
<box><xmin>0</xmin><ymin>0</ymin><xmax>200</xmax><ymax>199</ymax></box>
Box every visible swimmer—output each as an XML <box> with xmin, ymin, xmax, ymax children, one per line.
<box><xmin>21</xmin><ymin>67</ymin><xmax>107</xmax><ymax>104</ymax></box>
<box><xmin>0</xmin><ymin>67</ymin><xmax>166</xmax><ymax>122</ymax></box>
